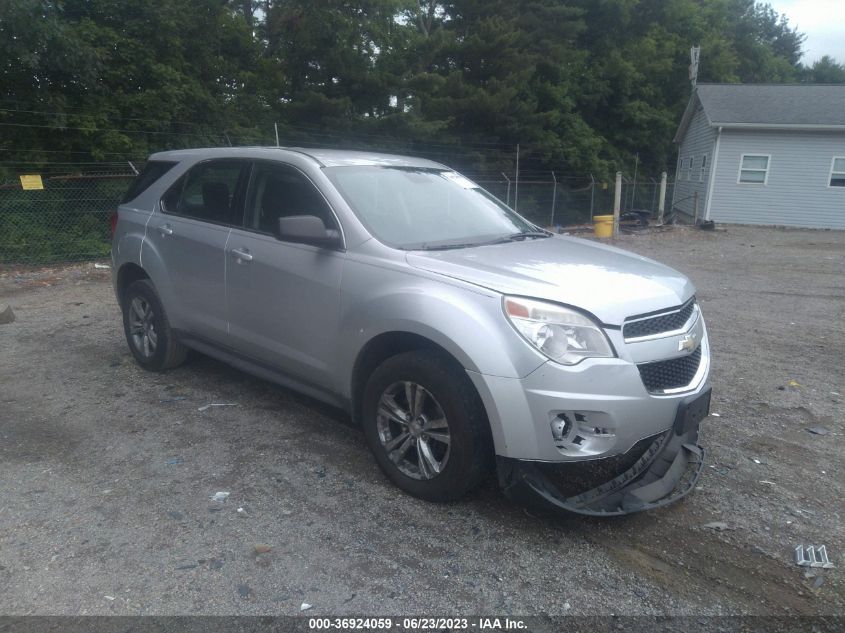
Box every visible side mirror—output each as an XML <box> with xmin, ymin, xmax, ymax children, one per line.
<box><xmin>277</xmin><ymin>215</ymin><xmax>342</xmax><ymax>249</ymax></box>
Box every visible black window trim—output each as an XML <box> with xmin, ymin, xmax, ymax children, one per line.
<box><xmin>158</xmin><ymin>158</ymin><xmax>252</xmax><ymax>229</ymax></box>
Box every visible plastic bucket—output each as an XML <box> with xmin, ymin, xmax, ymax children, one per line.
<box><xmin>593</xmin><ymin>214</ymin><xmax>614</xmax><ymax>238</ymax></box>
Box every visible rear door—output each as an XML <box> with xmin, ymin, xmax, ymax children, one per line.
<box><xmin>225</xmin><ymin>161</ymin><xmax>345</xmax><ymax>392</ymax></box>
<box><xmin>148</xmin><ymin>159</ymin><xmax>249</xmax><ymax>342</ymax></box>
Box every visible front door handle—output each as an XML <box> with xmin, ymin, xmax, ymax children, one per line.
<box><xmin>230</xmin><ymin>247</ymin><xmax>253</xmax><ymax>263</ymax></box>
<box><xmin>157</xmin><ymin>224</ymin><xmax>173</xmax><ymax>236</ymax></box>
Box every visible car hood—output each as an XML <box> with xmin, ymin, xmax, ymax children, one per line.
<box><xmin>405</xmin><ymin>235</ymin><xmax>695</xmax><ymax>325</ymax></box>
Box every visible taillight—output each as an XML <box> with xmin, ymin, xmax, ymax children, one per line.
<box><xmin>110</xmin><ymin>210</ymin><xmax>118</xmax><ymax>238</ymax></box>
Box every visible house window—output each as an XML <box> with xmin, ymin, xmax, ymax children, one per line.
<box><xmin>686</xmin><ymin>157</ymin><xmax>694</xmax><ymax>180</ymax></box>
<box><xmin>829</xmin><ymin>157</ymin><xmax>845</xmax><ymax>187</ymax></box>
<box><xmin>699</xmin><ymin>155</ymin><xmax>708</xmax><ymax>182</ymax></box>
<box><xmin>738</xmin><ymin>154</ymin><xmax>770</xmax><ymax>184</ymax></box>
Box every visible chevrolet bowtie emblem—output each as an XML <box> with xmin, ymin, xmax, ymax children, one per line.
<box><xmin>678</xmin><ymin>333</ymin><xmax>698</xmax><ymax>352</ymax></box>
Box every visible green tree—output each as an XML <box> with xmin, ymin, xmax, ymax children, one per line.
<box><xmin>801</xmin><ymin>56</ymin><xmax>845</xmax><ymax>83</ymax></box>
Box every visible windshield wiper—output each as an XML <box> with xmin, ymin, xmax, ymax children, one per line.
<box><xmin>417</xmin><ymin>231</ymin><xmax>551</xmax><ymax>251</ymax></box>
<box><xmin>418</xmin><ymin>241</ymin><xmax>487</xmax><ymax>251</ymax></box>
<box><xmin>511</xmin><ymin>230</ymin><xmax>552</xmax><ymax>239</ymax></box>
<box><xmin>486</xmin><ymin>230</ymin><xmax>552</xmax><ymax>244</ymax></box>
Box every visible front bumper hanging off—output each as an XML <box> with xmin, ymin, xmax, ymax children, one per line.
<box><xmin>498</xmin><ymin>389</ymin><xmax>711</xmax><ymax>516</ymax></box>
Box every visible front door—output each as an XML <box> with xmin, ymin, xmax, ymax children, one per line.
<box><xmin>225</xmin><ymin>161</ymin><xmax>345</xmax><ymax>392</ymax></box>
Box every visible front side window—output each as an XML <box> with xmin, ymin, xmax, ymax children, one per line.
<box><xmin>324</xmin><ymin>166</ymin><xmax>535</xmax><ymax>250</ymax></box>
<box><xmin>243</xmin><ymin>163</ymin><xmax>337</xmax><ymax>234</ymax></box>
<box><xmin>686</xmin><ymin>157</ymin><xmax>694</xmax><ymax>180</ymax></box>
<box><xmin>829</xmin><ymin>157</ymin><xmax>845</xmax><ymax>187</ymax></box>
<box><xmin>699</xmin><ymin>155</ymin><xmax>708</xmax><ymax>182</ymax></box>
<box><xmin>162</xmin><ymin>160</ymin><xmax>249</xmax><ymax>224</ymax></box>
<box><xmin>738</xmin><ymin>155</ymin><xmax>769</xmax><ymax>184</ymax></box>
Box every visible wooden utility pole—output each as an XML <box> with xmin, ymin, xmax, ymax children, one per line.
<box><xmin>613</xmin><ymin>171</ymin><xmax>622</xmax><ymax>238</ymax></box>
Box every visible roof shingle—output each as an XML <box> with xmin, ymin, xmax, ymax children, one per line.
<box><xmin>696</xmin><ymin>83</ymin><xmax>845</xmax><ymax>126</ymax></box>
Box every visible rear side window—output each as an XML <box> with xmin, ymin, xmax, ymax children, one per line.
<box><xmin>161</xmin><ymin>160</ymin><xmax>249</xmax><ymax>225</ymax></box>
<box><xmin>121</xmin><ymin>160</ymin><xmax>177</xmax><ymax>203</ymax></box>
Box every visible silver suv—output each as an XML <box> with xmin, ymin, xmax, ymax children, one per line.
<box><xmin>112</xmin><ymin>147</ymin><xmax>711</xmax><ymax>515</ymax></box>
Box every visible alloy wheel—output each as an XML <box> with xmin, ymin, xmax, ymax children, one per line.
<box><xmin>127</xmin><ymin>296</ymin><xmax>157</xmax><ymax>358</ymax></box>
<box><xmin>376</xmin><ymin>381</ymin><xmax>451</xmax><ymax>480</ymax></box>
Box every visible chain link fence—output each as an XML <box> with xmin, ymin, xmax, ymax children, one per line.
<box><xmin>0</xmin><ymin>162</ymin><xmax>675</xmax><ymax>266</ymax></box>
<box><xmin>477</xmin><ymin>176</ymin><xmax>675</xmax><ymax>229</ymax></box>
<box><xmin>0</xmin><ymin>170</ymin><xmax>135</xmax><ymax>265</ymax></box>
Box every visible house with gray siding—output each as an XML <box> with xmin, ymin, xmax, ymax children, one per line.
<box><xmin>672</xmin><ymin>83</ymin><xmax>845</xmax><ymax>230</ymax></box>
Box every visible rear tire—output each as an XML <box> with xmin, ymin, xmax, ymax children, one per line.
<box><xmin>362</xmin><ymin>350</ymin><xmax>493</xmax><ymax>502</ymax></box>
<box><xmin>121</xmin><ymin>279</ymin><xmax>187</xmax><ymax>371</ymax></box>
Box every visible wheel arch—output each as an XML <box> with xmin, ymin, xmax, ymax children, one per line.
<box><xmin>350</xmin><ymin>331</ymin><xmax>481</xmax><ymax>426</ymax></box>
<box><xmin>116</xmin><ymin>262</ymin><xmax>150</xmax><ymax>304</ymax></box>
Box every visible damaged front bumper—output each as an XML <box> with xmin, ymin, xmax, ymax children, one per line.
<box><xmin>498</xmin><ymin>388</ymin><xmax>710</xmax><ymax>516</ymax></box>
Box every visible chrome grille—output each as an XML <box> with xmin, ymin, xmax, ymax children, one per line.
<box><xmin>638</xmin><ymin>346</ymin><xmax>702</xmax><ymax>393</ymax></box>
<box><xmin>623</xmin><ymin>299</ymin><xmax>696</xmax><ymax>340</ymax></box>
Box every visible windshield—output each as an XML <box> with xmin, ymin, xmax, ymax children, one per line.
<box><xmin>324</xmin><ymin>166</ymin><xmax>537</xmax><ymax>249</ymax></box>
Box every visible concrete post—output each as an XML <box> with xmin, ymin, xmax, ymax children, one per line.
<box><xmin>613</xmin><ymin>171</ymin><xmax>622</xmax><ymax>238</ymax></box>
<box><xmin>657</xmin><ymin>171</ymin><xmax>667</xmax><ymax>225</ymax></box>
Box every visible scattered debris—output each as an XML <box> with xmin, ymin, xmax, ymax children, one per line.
<box><xmin>209</xmin><ymin>558</ymin><xmax>224</xmax><ymax>570</ymax></box>
<box><xmin>166</xmin><ymin>457</ymin><xmax>183</xmax><ymax>465</ymax></box>
<box><xmin>805</xmin><ymin>426</ymin><xmax>829</xmax><ymax>436</ymax></box>
<box><xmin>198</xmin><ymin>403</ymin><xmax>239</xmax><ymax>411</ymax></box>
<box><xmin>795</xmin><ymin>544</ymin><xmax>834</xmax><ymax>568</ymax></box>
<box><xmin>752</xmin><ymin>458</ymin><xmax>761</xmax><ymax>464</ymax></box>
<box><xmin>814</xmin><ymin>576</ymin><xmax>825</xmax><ymax>588</ymax></box>
<box><xmin>93</xmin><ymin>263</ymin><xmax>110</xmax><ymax>269</ymax></box>
<box><xmin>0</xmin><ymin>305</ymin><xmax>15</xmax><ymax>325</ymax></box>
<box><xmin>759</xmin><ymin>480</ymin><xmax>776</xmax><ymax>485</ymax></box>
<box><xmin>710</xmin><ymin>412</ymin><xmax>721</xmax><ymax>417</ymax></box>
<box><xmin>701</xmin><ymin>521</ymin><xmax>731</xmax><ymax>531</ymax></box>
<box><xmin>237</xmin><ymin>507</ymin><xmax>248</xmax><ymax>517</ymax></box>
<box><xmin>159</xmin><ymin>396</ymin><xmax>187</xmax><ymax>403</ymax></box>
<box><xmin>175</xmin><ymin>563</ymin><xmax>198</xmax><ymax>571</ymax></box>
<box><xmin>300</xmin><ymin>603</ymin><xmax>313</xmax><ymax>611</ymax></box>
<box><xmin>104</xmin><ymin>595</ymin><xmax>115</xmax><ymax>601</ymax></box>
<box><xmin>788</xmin><ymin>380</ymin><xmax>802</xmax><ymax>388</ymax></box>
<box><xmin>254</xmin><ymin>543</ymin><xmax>272</xmax><ymax>554</ymax></box>
<box><xmin>167</xmin><ymin>511</ymin><xmax>184</xmax><ymax>521</ymax></box>
<box><xmin>237</xmin><ymin>584</ymin><xmax>253</xmax><ymax>598</ymax></box>
<box><xmin>210</xmin><ymin>491</ymin><xmax>230</xmax><ymax>502</ymax></box>
<box><xmin>563</xmin><ymin>602</ymin><xmax>571</xmax><ymax>610</ymax></box>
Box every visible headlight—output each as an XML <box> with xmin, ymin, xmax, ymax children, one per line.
<box><xmin>503</xmin><ymin>296</ymin><xmax>615</xmax><ymax>365</ymax></box>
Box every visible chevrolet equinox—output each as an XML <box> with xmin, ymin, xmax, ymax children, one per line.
<box><xmin>112</xmin><ymin>147</ymin><xmax>711</xmax><ymax>515</ymax></box>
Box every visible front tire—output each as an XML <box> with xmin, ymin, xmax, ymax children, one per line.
<box><xmin>362</xmin><ymin>350</ymin><xmax>493</xmax><ymax>502</ymax></box>
<box><xmin>121</xmin><ymin>279</ymin><xmax>187</xmax><ymax>371</ymax></box>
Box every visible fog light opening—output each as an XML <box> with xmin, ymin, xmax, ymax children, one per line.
<box><xmin>550</xmin><ymin>413</ymin><xmax>571</xmax><ymax>442</ymax></box>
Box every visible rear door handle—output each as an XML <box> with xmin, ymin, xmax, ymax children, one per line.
<box><xmin>157</xmin><ymin>224</ymin><xmax>173</xmax><ymax>236</ymax></box>
<box><xmin>229</xmin><ymin>247</ymin><xmax>253</xmax><ymax>263</ymax></box>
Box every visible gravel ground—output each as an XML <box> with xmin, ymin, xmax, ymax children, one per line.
<box><xmin>0</xmin><ymin>225</ymin><xmax>842</xmax><ymax>616</ymax></box>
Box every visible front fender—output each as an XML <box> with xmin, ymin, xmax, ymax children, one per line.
<box><xmin>337</xmin><ymin>258</ymin><xmax>547</xmax><ymax>396</ymax></box>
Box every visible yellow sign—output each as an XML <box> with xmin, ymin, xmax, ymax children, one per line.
<box><xmin>20</xmin><ymin>175</ymin><xmax>44</xmax><ymax>190</ymax></box>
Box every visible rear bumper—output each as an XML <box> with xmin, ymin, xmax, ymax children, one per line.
<box><xmin>497</xmin><ymin>388</ymin><xmax>709</xmax><ymax>516</ymax></box>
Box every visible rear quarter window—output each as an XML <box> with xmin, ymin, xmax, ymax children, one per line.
<box><xmin>121</xmin><ymin>161</ymin><xmax>178</xmax><ymax>203</ymax></box>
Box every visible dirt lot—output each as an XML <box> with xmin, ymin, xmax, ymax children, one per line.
<box><xmin>0</xmin><ymin>225</ymin><xmax>842</xmax><ymax>616</ymax></box>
